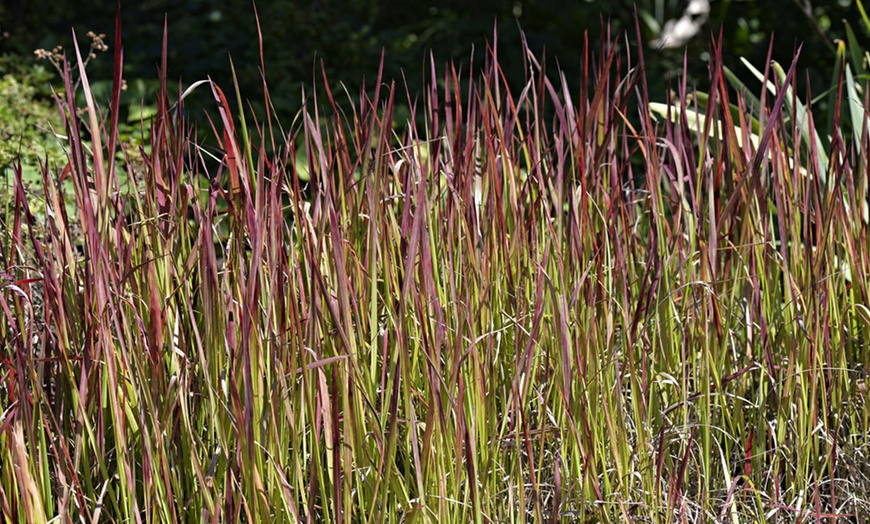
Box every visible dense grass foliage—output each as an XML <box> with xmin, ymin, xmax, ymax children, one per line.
<box><xmin>2</xmin><ymin>15</ymin><xmax>870</xmax><ymax>523</ymax></box>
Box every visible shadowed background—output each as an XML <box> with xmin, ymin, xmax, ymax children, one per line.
<box><xmin>1</xmin><ymin>0</ymin><xmax>866</xmax><ymax>126</ymax></box>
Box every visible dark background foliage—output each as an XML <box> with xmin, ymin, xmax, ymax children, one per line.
<box><xmin>0</xmin><ymin>0</ymin><xmax>866</xmax><ymax>127</ymax></box>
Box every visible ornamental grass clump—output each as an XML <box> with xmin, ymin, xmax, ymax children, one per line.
<box><xmin>2</xmin><ymin>10</ymin><xmax>870</xmax><ymax>523</ymax></box>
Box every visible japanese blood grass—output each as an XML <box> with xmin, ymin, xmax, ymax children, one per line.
<box><xmin>3</xmin><ymin>14</ymin><xmax>870</xmax><ymax>524</ymax></box>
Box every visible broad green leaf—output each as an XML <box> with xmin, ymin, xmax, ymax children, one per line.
<box><xmin>649</xmin><ymin>101</ymin><xmax>759</xmax><ymax>149</ymax></box>
<box><xmin>772</xmin><ymin>60</ymin><xmax>829</xmax><ymax>181</ymax></box>
<box><xmin>827</xmin><ymin>40</ymin><xmax>847</xmax><ymax>141</ymax></box>
<box><xmin>846</xmin><ymin>64</ymin><xmax>866</xmax><ymax>153</ymax></box>
<box><xmin>128</xmin><ymin>103</ymin><xmax>159</xmax><ymax>123</ymax></box>
<box><xmin>723</xmin><ymin>66</ymin><xmax>763</xmax><ymax>123</ymax></box>
<box><xmin>692</xmin><ymin>89</ymin><xmax>762</xmax><ymax>137</ymax></box>
<box><xmin>858</xmin><ymin>0</ymin><xmax>870</xmax><ymax>34</ymax></box>
<box><xmin>844</xmin><ymin>21</ymin><xmax>865</xmax><ymax>82</ymax></box>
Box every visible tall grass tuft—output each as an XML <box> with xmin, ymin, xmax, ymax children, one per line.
<box><xmin>2</xmin><ymin>11</ymin><xmax>870</xmax><ymax>523</ymax></box>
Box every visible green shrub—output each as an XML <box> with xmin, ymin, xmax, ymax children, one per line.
<box><xmin>0</xmin><ymin>55</ymin><xmax>65</xmax><ymax>189</ymax></box>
